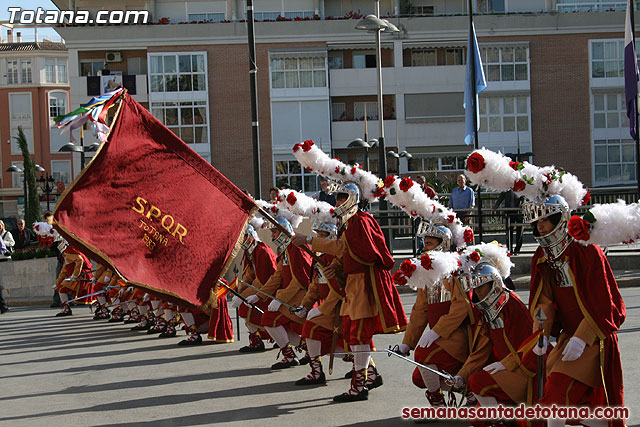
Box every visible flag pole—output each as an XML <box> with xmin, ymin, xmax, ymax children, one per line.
<box><xmin>247</xmin><ymin>0</ymin><xmax>262</xmax><ymax>199</ymax></box>
<box><xmin>632</xmin><ymin>0</ymin><xmax>640</xmax><ymax>198</ymax></box>
<box><xmin>468</xmin><ymin>0</ymin><xmax>483</xmax><ymax>240</ymax></box>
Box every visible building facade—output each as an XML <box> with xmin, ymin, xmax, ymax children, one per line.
<box><xmin>0</xmin><ymin>30</ymin><xmax>73</xmax><ymax>217</ymax></box>
<box><xmin>50</xmin><ymin>0</ymin><xmax>640</xmax><ymax>198</ymax></box>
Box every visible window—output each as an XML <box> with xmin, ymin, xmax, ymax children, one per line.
<box><xmin>413</xmin><ymin>6</ymin><xmax>435</xmax><ymax>15</ymax></box>
<box><xmin>481</xmin><ymin>46</ymin><xmax>528</xmax><ymax>82</ymax></box>
<box><xmin>479</xmin><ymin>96</ymin><xmax>529</xmax><ymax>133</ymax></box>
<box><xmin>21</xmin><ymin>60</ymin><xmax>32</xmax><ymax>83</ymax></box>
<box><xmin>354</xmin><ymin>102</ymin><xmax>378</xmax><ymax>120</ymax></box>
<box><xmin>48</xmin><ymin>92</ymin><xmax>67</xmax><ymax>121</ymax></box>
<box><xmin>591</xmin><ymin>40</ymin><xmax>624</xmax><ymax>78</ymax></box>
<box><xmin>150</xmin><ymin>101</ymin><xmax>208</xmax><ymax>144</ymax></box>
<box><xmin>188</xmin><ymin>12</ymin><xmax>226</xmax><ymax>21</ymax></box>
<box><xmin>51</xmin><ymin>160</ymin><xmax>72</xmax><ymax>185</ymax></box>
<box><xmin>407</xmin><ymin>155</ymin><xmax>467</xmax><ymax>172</ymax></box>
<box><xmin>353</xmin><ymin>52</ymin><xmax>377</xmax><ymax>69</ymax></box>
<box><xmin>274</xmin><ymin>159</ymin><xmax>319</xmax><ymax>192</ymax></box>
<box><xmin>405</xmin><ymin>93</ymin><xmax>464</xmax><ymax>120</ymax></box>
<box><xmin>283</xmin><ymin>11</ymin><xmax>315</xmax><ymax>18</ymax></box>
<box><xmin>444</xmin><ymin>48</ymin><xmax>465</xmax><ymax>65</ymax></box>
<box><xmin>45</xmin><ymin>58</ymin><xmax>67</xmax><ymax>83</ymax></box>
<box><xmin>411</xmin><ymin>49</ymin><xmax>437</xmax><ymax>66</ymax></box>
<box><xmin>332</xmin><ymin>102</ymin><xmax>346</xmax><ymax>121</ymax></box>
<box><xmin>271</xmin><ymin>56</ymin><xmax>326</xmax><ymax>89</ymax></box>
<box><xmin>9</xmin><ymin>93</ymin><xmax>32</xmax><ymax>120</ymax></box>
<box><xmin>127</xmin><ymin>57</ymin><xmax>148</xmax><ymax>75</ymax></box>
<box><xmin>7</xmin><ymin>60</ymin><xmax>18</xmax><ymax>84</ymax></box>
<box><xmin>6</xmin><ymin>59</ymin><xmax>32</xmax><ymax>84</ymax></box>
<box><xmin>328</xmin><ymin>52</ymin><xmax>344</xmax><ymax>69</ymax></box>
<box><xmin>593</xmin><ymin>93</ymin><xmax>627</xmax><ymax>129</ymax></box>
<box><xmin>478</xmin><ymin>0</ymin><xmax>505</xmax><ymax>13</ymax></box>
<box><xmin>80</xmin><ymin>60</ymin><xmax>106</xmax><ymax>77</ymax></box>
<box><xmin>149</xmin><ymin>53</ymin><xmax>206</xmax><ymax>93</ymax></box>
<box><xmin>557</xmin><ymin>1</ymin><xmax>628</xmax><ymax>12</ymax></box>
<box><xmin>594</xmin><ymin>139</ymin><xmax>636</xmax><ymax>183</ymax></box>
<box><xmin>253</xmin><ymin>11</ymin><xmax>280</xmax><ymax>20</ymax></box>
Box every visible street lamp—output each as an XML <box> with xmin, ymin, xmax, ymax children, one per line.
<box><xmin>58</xmin><ymin>127</ymin><xmax>101</xmax><ymax>169</ymax></box>
<box><xmin>37</xmin><ymin>173</ymin><xmax>56</xmax><ymax>212</ymax></box>
<box><xmin>348</xmin><ymin>138</ymin><xmax>371</xmax><ymax>171</ymax></box>
<box><xmin>356</xmin><ymin>4</ymin><xmax>399</xmax><ymax>249</ymax></box>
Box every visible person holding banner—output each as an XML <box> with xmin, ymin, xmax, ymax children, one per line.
<box><xmin>231</xmin><ymin>224</ymin><xmax>278</xmax><ymax>352</ymax></box>
<box><xmin>54</xmin><ymin>245</ymin><xmax>89</xmax><ymax>317</ymax></box>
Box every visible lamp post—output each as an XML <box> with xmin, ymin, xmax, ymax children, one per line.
<box><xmin>356</xmin><ymin>5</ymin><xmax>399</xmax><ymax>249</ymax></box>
<box><xmin>7</xmin><ymin>163</ymin><xmax>44</xmax><ymax>217</ymax></box>
<box><xmin>59</xmin><ymin>127</ymin><xmax>100</xmax><ymax>170</ymax></box>
<box><xmin>37</xmin><ymin>173</ymin><xmax>56</xmax><ymax>212</ymax></box>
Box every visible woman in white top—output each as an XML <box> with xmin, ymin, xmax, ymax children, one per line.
<box><xmin>0</xmin><ymin>220</ymin><xmax>15</xmax><ymax>253</ymax></box>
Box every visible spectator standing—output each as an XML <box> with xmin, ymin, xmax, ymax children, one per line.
<box><xmin>492</xmin><ymin>190</ymin><xmax>524</xmax><ymax>254</ymax></box>
<box><xmin>313</xmin><ymin>178</ymin><xmax>336</xmax><ymax>206</ymax></box>
<box><xmin>12</xmin><ymin>219</ymin><xmax>34</xmax><ymax>251</ymax></box>
<box><xmin>0</xmin><ymin>220</ymin><xmax>15</xmax><ymax>254</ymax></box>
<box><xmin>0</xmin><ymin>237</ymin><xmax>9</xmax><ymax>313</ymax></box>
<box><xmin>448</xmin><ymin>174</ymin><xmax>475</xmax><ymax>225</ymax></box>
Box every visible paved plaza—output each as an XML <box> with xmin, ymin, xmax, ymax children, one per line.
<box><xmin>1</xmin><ymin>288</ymin><xmax>639</xmax><ymax>427</ymax></box>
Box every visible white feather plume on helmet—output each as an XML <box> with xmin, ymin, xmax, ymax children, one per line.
<box><xmin>392</xmin><ymin>251</ymin><xmax>461</xmax><ymax>290</ymax></box>
<box><xmin>381</xmin><ymin>175</ymin><xmax>473</xmax><ymax>249</ymax></box>
<box><xmin>292</xmin><ymin>140</ymin><xmax>383</xmax><ymax>203</ymax></box>
<box><xmin>255</xmin><ymin>200</ymin><xmax>304</xmax><ymax>229</ymax></box>
<box><xmin>275</xmin><ymin>189</ymin><xmax>338</xmax><ymax>226</ymax></box>
<box><xmin>464</xmin><ymin>148</ymin><xmax>588</xmax><ymax>210</ymax></box>
<box><xmin>567</xmin><ymin>200</ymin><xmax>640</xmax><ymax>246</ymax></box>
<box><xmin>458</xmin><ymin>242</ymin><xmax>513</xmax><ymax>279</ymax></box>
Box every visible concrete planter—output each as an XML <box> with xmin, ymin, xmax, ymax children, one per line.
<box><xmin>0</xmin><ymin>257</ymin><xmax>58</xmax><ymax>306</ymax></box>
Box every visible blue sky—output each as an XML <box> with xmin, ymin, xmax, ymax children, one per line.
<box><xmin>2</xmin><ymin>0</ymin><xmax>62</xmax><ymax>42</ymax></box>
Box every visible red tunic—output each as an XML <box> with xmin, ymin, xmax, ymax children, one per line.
<box><xmin>237</xmin><ymin>241</ymin><xmax>277</xmax><ymax>326</ymax></box>
<box><xmin>340</xmin><ymin>211</ymin><xmax>407</xmax><ymax>334</ymax></box>
<box><xmin>529</xmin><ymin>241</ymin><xmax>625</xmax><ymax>422</ymax></box>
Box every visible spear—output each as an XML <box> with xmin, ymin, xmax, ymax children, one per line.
<box><xmin>233</xmin><ymin>265</ymin><xmax>240</xmax><ymax>341</ymax></box>
<box><xmin>220</xmin><ymin>280</ymin><xmax>264</xmax><ymax>314</ymax></box>
<box><xmin>536</xmin><ymin>308</ymin><xmax>547</xmax><ymax>400</ymax></box>
<box><xmin>239</xmin><ymin>279</ymin><xmax>298</xmax><ymax>311</ymax></box>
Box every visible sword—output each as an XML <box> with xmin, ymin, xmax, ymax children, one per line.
<box><xmin>219</xmin><ymin>280</ymin><xmax>264</xmax><ymax>314</ymax></box>
<box><xmin>330</xmin><ymin>348</ymin><xmax>455</xmax><ymax>382</ymax></box>
<box><xmin>536</xmin><ymin>308</ymin><xmax>547</xmax><ymax>400</ymax></box>
<box><xmin>239</xmin><ymin>279</ymin><xmax>298</xmax><ymax>311</ymax></box>
<box><xmin>64</xmin><ymin>278</ymin><xmax>93</xmax><ymax>282</ymax></box>
<box><xmin>328</xmin><ymin>300</ymin><xmax>342</xmax><ymax>375</ymax></box>
<box><xmin>65</xmin><ymin>290</ymin><xmax>106</xmax><ymax>304</ymax></box>
<box><xmin>233</xmin><ymin>265</ymin><xmax>240</xmax><ymax>341</ymax></box>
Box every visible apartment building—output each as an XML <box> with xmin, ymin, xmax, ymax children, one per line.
<box><xmin>51</xmin><ymin>0</ymin><xmax>639</xmax><ymax>197</ymax></box>
<box><xmin>0</xmin><ymin>28</ymin><xmax>73</xmax><ymax>216</ymax></box>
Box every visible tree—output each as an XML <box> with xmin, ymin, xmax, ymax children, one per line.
<box><xmin>15</xmin><ymin>126</ymin><xmax>40</xmax><ymax>226</ymax></box>
<box><xmin>400</xmin><ymin>0</ymin><xmax>416</xmax><ymax>15</ymax></box>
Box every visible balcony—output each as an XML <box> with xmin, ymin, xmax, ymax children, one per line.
<box><xmin>69</xmin><ymin>74</ymin><xmax>148</xmax><ymax>106</ymax></box>
<box><xmin>331</xmin><ymin>119</ymin><xmax>396</xmax><ymax>149</ymax></box>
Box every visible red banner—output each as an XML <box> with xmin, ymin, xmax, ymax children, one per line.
<box><xmin>54</xmin><ymin>94</ymin><xmax>256</xmax><ymax>308</ymax></box>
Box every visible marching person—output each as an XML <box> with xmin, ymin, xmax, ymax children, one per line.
<box><xmin>230</xmin><ymin>224</ymin><xmax>278</xmax><ymax>352</ymax></box>
<box><xmin>452</xmin><ymin>244</ymin><xmax>544</xmax><ymax>420</ymax></box>
<box><xmin>395</xmin><ymin>224</ymin><xmax>477</xmax><ymax>408</ymax></box>
<box><xmin>292</xmin><ymin>182</ymin><xmax>407</xmax><ymax>402</ymax></box>
<box><xmin>54</xmin><ymin>244</ymin><xmax>90</xmax><ymax>317</ymax></box>
<box><xmin>258</xmin><ymin>217</ymin><xmax>313</xmax><ymax>369</ymax></box>
<box><xmin>525</xmin><ymin>195</ymin><xmax>625</xmax><ymax>427</ymax></box>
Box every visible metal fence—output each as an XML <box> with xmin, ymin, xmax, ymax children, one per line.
<box><xmin>370</xmin><ymin>188</ymin><xmax>639</xmax><ymax>256</ymax></box>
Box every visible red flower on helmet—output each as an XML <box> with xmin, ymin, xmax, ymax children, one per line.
<box><xmin>420</xmin><ymin>254</ymin><xmax>433</xmax><ymax>270</ymax></box>
<box><xmin>469</xmin><ymin>251</ymin><xmax>481</xmax><ymax>263</ymax></box>
<box><xmin>466</xmin><ymin>152</ymin><xmax>486</xmax><ymax>173</ymax></box>
<box><xmin>392</xmin><ymin>270</ymin><xmax>407</xmax><ymax>286</ymax></box>
<box><xmin>513</xmin><ymin>179</ymin><xmax>526</xmax><ymax>192</ymax></box>
<box><xmin>399</xmin><ymin>177</ymin><xmax>414</xmax><ymax>192</ymax></box>
<box><xmin>270</xmin><ymin>206</ymin><xmax>278</xmax><ymax>213</ymax></box>
<box><xmin>384</xmin><ymin>175</ymin><xmax>395</xmax><ymax>188</ymax></box>
<box><xmin>399</xmin><ymin>259</ymin><xmax>417</xmax><ymax>277</ymax></box>
<box><xmin>335</xmin><ymin>166</ymin><xmax>341</xmax><ymax>174</ymax></box>
<box><xmin>293</xmin><ymin>143</ymin><xmax>301</xmax><ymax>152</ymax></box>
<box><xmin>351</xmin><ymin>167</ymin><xmax>357</xmax><ymax>175</ymax></box>
<box><xmin>464</xmin><ymin>228</ymin><xmax>474</xmax><ymax>243</ymax></box>
<box><xmin>447</xmin><ymin>215</ymin><xmax>455</xmax><ymax>224</ymax></box>
<box><xmin>567</xmin><ymin>215</ymin><xmax>591</xmax><ymax>241</ymax></box>
<box><xmin>302</xmin><ymin>140</ymin><xmax>314</xmax><ymax>152</ymax></box>
<box><xmin>374</xmin><ymin>186</ymin><xmax>385</xmax><ymax>198</ymax></box>
<box><xmin>509</xmin><ymin>161</ymin><xmax>521</xmax><ymax>170</ymax></box>
<box><xmin>581</xmin><ymin>190</ymin><xmax>591</xmax><ymax>206</ymax></box>
<box><xmin>286</xmin><ymin>193</ymin><xmax>297</xmax><ymax>206</ymax></box>
<box><xmin>410</xmin><ymin>210</ymin><xmax>418</xmax><ymax>217</ymax></box>
<box><xmin>330</xmin><ymin>208</ymin><xmax>335</xmax><ymax>215</ymax></box>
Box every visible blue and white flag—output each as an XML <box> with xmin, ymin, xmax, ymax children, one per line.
<box><xmin>463</xmin><ymin>22</ymin><xmax>487</xmax><ymax>146</ymax></box>
<box><xmin>625</xmin><ymin>0</ymin><xmax>639</xmax><ymax>139</ymax></box>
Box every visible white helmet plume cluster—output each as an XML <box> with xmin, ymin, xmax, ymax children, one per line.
<box><xmin>274</xmin><ymin>189</ymin><xmax>338</xmax><ymax>226</ymax></box>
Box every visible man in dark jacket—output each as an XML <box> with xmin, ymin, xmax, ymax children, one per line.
<box><xmin>12</xmin><ymin>219</ymin><xmax>35</xmax><ymax>250</ymax></box>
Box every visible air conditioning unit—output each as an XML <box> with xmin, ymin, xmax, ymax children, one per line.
<box><xmin>105</xmin><ymin>52</ymin><xmax>122</xmax><ymax>63</ymax></box>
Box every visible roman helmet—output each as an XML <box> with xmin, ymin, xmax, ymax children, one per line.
<box><xmin>312</xmin><ymin>219</ymin><xmax>338</xmax><ymax>240</ymax></box>
<box><xmin>331</xmin><ymin>181</ymin><xmax>360</xmax><ymax>225</ymax></box>
<box><xmin>269</xmin><ymin>216</ymin><xmax>293</xmax><ymax>254</ymax></box>
<box><xmin>241</xmin><ymin>224</ymin><xmax>259</xmax><ymax>253</ymax></box>
<box><xmin>459</xmin><ymin>262</ymin><xmax>509</xmax><ymax>323</ymax></box>
<box><xmin>416</xmin><ymin>221</ymin><xmax>452</xmax><ymax>252</ymax></box>
<box><xmin>522</xmin><ymin>194</ymin><xmax>571</xmax><ymax>260</ymax></box>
